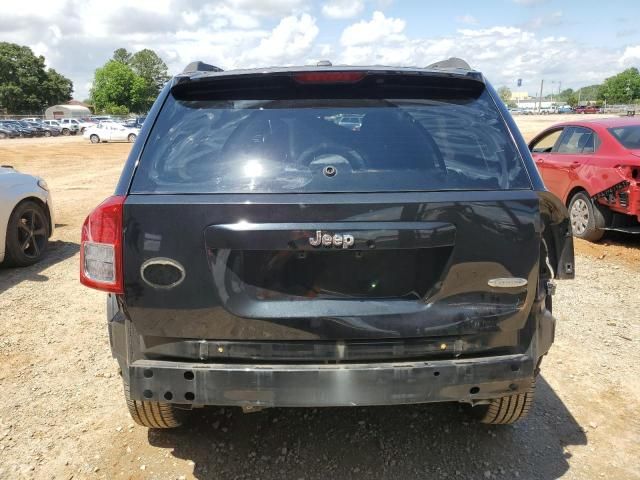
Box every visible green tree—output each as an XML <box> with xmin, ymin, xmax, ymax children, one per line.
<box><xmin>104</xmin><ymin>104</ymin><xmax>129</xmax><ymax>115</ymax></box>
<box><xmin>576</xmin><ymin>84</ymin><xmax>601</xmax><ymax>103</ymax></box>
<box><xmin>91</xmin><ymin>48</ymin><xmax>168</xmax><ymax>113</ymax></box>
<box><xmin>130</xmin><ymin>75</ymin><xmax>153</xmax><ymax>112</ymax></box>
<box><xmin>130</xmin><ymin>49</ymin><xmax>169</xmax><ymax>91</ymax></box>
<box><xmin>113</xmin><ymin>48</ymin><xmax>132</xmax><ymax>65</ymax></box>
<box><xmin>42</xmin><ymin>68</ymin><xmax>74</xmax><ymax>106</ymax></box>
<box><xmin>598</xmin><ymin>68</ymin><xmax>640</xmax><ymax>104</ymax></box>
<box><xmin>0</xmin><ymin>42</ymin><xmax>73</xmax><ymax>114</ymax></box>
<box><xmin>497</xmin><ymin>86</ymin><xmax>512</xmax><ymax>104</ymax></box>
<box><xmin>90</xmin><ymin>60</ymin><xmax>138</xmax><ymax>113</ymax></box>
<box><xmin>567</xmin><ymin>93</ymin><xmax>578</xmax><ymax>107</ymax></box>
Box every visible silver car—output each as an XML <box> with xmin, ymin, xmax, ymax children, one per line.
<box><xmin>0</xmin><ymin>165</ymin><xmax>55</xmax><ymax>266</ymax></box>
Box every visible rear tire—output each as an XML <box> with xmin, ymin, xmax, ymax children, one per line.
<box><xmin>123</xmin><ymin>380</ymin><xmax>187</xmax><ymax>429</ymax></box>
<box><xmin>568</xmin><ymin>191</ymin><xmax>607</xmax><ymax>242</ymax></box>
<box><xmin>472</xmin><ymin>380</ymin><xmax>535</xmax><ymax>425</ymax></box>
<box><xmin>61</xmin><ymin>128</ymin><xmax>70</xmax><ymax>136</ymax></box>
<box><xmin>3</xmin><ymin>200</ymin><xmax>49</xmax><ymax>267</ymax></box>
<box><xmin>89</xmin><ymin>134</ymin><xmax>100</xmax><ymax>144</ymax></box>
<box><xmin>0</xmin><ymin>132</ymin><xmax>7</xmax><ymax>139</ymax></box>
<box><xmin>128</xmin><ymin>133</ymin><xmax>137</xmax><ymax>143</ymax></box>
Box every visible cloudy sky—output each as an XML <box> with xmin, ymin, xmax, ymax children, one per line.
<box><xmin>2</xmin><ymin>0</ymin><xmax>639</xmax><ymax>100</ymax></box>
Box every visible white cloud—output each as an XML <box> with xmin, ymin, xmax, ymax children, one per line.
<box><xmin>337</xmin><ymin>21</ymin><xmax>624</xmax><ymax>92</ymax></box>
<box><xmin>455</xmin><ymin>15</ymin><xmax>478</xmax><ymax>25</ymax></box>
<box><xmin>239</xmin><ymin>14</ymin><xmax>319</xmax><ymax>65</ymax></box>
<box><xmin>620</xmin><ymin>45</ymin><xmax>640</xmax><ymax>66</ymax></box>
<box><xmin>322</xmin><ymin>0</ymin><xmax>364</xmax><ymax>19</ymax></box>
<box><xmin>341</xmin><ymin>11</ymin><xmax>405</xmax><ymax>47</ymax></box>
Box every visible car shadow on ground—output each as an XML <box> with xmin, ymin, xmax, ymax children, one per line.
<box><xmin>148</xmin><ymin>376</ymin><xmax>586</xmax><ymax>479</ymax></box>
<box><xmin>0</xmin><ymin>240</ymin><xmax>79</xmax><ymax>294</ymax></box>
<box><xmin>603</xmin><ymin>231</ymin><xmax>640</xmax><ymax>249</ymax></box>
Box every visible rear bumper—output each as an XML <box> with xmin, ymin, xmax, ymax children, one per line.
<box><xmin>127</xmin><ymin>353</ymin><xmax>536</xmax><ymax>407</ymax></box>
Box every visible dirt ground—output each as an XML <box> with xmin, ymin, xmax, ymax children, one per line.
<box><xmin>0</xmin><ymin>116</ymin><xmax>639</xmax><ymax>479</ymax></box>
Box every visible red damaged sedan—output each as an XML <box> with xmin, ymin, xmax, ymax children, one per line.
<box><xmin>529</xmin><ymin>117</ymin><xmax>640</xmax><ymax>241</ymax></box>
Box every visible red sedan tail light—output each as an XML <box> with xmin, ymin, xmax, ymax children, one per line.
<box><xmin>80</xmin><ymin>196</ymin><xmax>125</xmax><ymax>293</ymax></box>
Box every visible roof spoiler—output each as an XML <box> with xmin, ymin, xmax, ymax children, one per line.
<box><xmin>425</xmin><ymin>57</ymin><xmax>472</xmax><ymax>70</ymax></box>
<box><xmin>182</xmin><ymin>61</ymin><xmax>223</xmax><ymax>74</ymax></box>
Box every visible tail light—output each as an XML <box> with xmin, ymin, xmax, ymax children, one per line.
<box><xmin>293</xmin><ymin>72</ymin><xmax>365</xmax><ymax>84</ymax></box>
<box><xmin>80</xmin><ymin>195</ymin><xmax>125</xmax><ymax>293</ymax></box>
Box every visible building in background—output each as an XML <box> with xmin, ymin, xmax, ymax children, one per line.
<box><xmin>45</xmin><ymin>104</ymin><xmax>91</xmax><ymax>119</ymax></box>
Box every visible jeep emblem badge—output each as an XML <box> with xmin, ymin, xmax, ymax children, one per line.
<box><xmin>308</xmin><ymin>230</ymin><xmax>355</xmax><ymax>249</ymax></box>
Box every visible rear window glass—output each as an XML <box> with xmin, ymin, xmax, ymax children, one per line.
<box><xmin>609</xmin><ymin>125</ymin><xmax>640</xmax><ymax>149</ymax></box>
<box><xmin>131</xmin><ymin>89</ymin><xmax>530</xmax><ymax>194</ymax></box>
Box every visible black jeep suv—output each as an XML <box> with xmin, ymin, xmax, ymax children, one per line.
<box><xmin>80</xmin><ymin>59</ymin><xmax>574</xmax><ymax>428</ymax></box>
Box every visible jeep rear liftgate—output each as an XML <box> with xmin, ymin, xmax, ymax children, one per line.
<box><xmin>121</xmin><ymin>190</ymin><xmax>541</xmax><ymax>346</ymax></box>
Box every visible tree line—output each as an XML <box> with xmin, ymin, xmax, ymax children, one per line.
<box><xmin>0</xmin><ymin>43</ymin><xmax>169</xmax><ymax>116</ymax></box>
<box><xmin>498</xmin><ymin>67</ymin><xmax>640</xmax><ymax>107</ymax></box>
<box><xmin>0</xmin><ymin>42</ymin><xmax>73</xmax><ymax>114</ymax></box>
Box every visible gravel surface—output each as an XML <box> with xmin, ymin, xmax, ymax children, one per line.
<box><xmin>1</xmin><ymin>121</ymin><xmax>639</xmax><ymax>479</ymax></box>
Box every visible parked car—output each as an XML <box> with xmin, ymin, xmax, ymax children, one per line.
<box><xmin>508</xmin><ymin>107</ymin><xmax>526</xmax><ymax>115</ymax></box>
<box><xmin>557</xmin><ymin>105</ymin><xmax>574</xmax><ymax>114</ymax></box>
<box><xmin>80</xmin><ymin>60</ymin><xmax>574</xmax><ymax>429</ymax></box>
<box><xmin>529</xmin><ymin>117</ymin><xmax>640</xmax><ymax>240</ymax></box>
<box><xmin>42</xmin><ymin>120</ymin><xmax>61</xmax><ymax>128</ymax></box>
<box><xmin>539</xmin><ymin>106</ymin><xmax>559</xmax><ymax>114</ymax></box>
<box><xmin>0</xmin><ymin>125</ymin><xmax>19</xmax><ymax>139</ymax></box>
<box><xmin>90</xmin><ymin>115</ymin><xmax>113</xmax><ymax>123</ymax></box>
<box><xmin>0</xmin><ymin>165</ymin><xmax>54</xmax><ymax>266</ymax></box>
<box><xmin>16</xmin><ymin>121</ymin><xmax>45</xmax><ymax>137</ymax></box>
<box><xmin>56</xmin><ymin>118</ymin><xmax>81</xmax><ymax>135</ymax></box>
<box><xmin>123</xmin><ymin>116</ymin><xmax>146</xmax><ymax>129</ymax></box>
<box><xmin>575</xmin><ymin>105</ymin><xmax>601</xmax><ymax>114</ymax></box>
<box><xmin>26</xmin><ymin>121</ymin><xmax>59</xmax><ymax>137</ymax></box>
<box><xmin>83</xmin><ymin>122</ymin><xmax>139</xmax><ymax>143</ymax></box>
<box><xmin>1</xmin><ymin>121</ymin><xmax>35</xmax><ymax>137</ymax></box>
<box><xmin>336</xmin><ymin>114</ymin><xmax>363</xmax><ymax>131</ymax></box>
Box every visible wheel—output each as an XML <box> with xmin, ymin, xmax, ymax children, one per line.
<box><xmin>61</xmin><ymin>128</ymin><xmax>70</xmax><ymax>136</ymax></box>
<box><xmin>2</xmin><ymin>200</ymin><xmax>49</xmax><ymax>267</ymax></box>
<box><xmin>123</xmin><ymin>380</ymin><xmax>187</xmax><ymax>428</ymax></box>
<box><xmin>44</xmin><ymin>130</ymin><xmax>51</xmax><ymax>137</ymax></box>
<box><xmin>127</xmin><ymin>133</ymin><xmax>137</xmax><ymax>143</ymax></box>
<box><xmin>0</xmin><ymin>132</ymin><xmax>7</xmax><ymax>139</ymax></box>
<box><xmin>472</xmin><ymin>380</ymin><xmax>535</xmax><ymax>425</ymax></box>
<box><xmin>89</xmin><ymin>134</ymin><xmax>100</xmax><ymax>144</ymax></box>
<box><xmin>568</xmin><ymin>191</ymin><xmax>607</xmax><ymax>241</ymax></box>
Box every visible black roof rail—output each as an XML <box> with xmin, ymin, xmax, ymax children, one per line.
<box><xmin>182</xmin><ymin>61</ymin><xmax>223</xmax><ymax>74</ymax></box>
<box><xmin>425</xmin><ymin>57</ymin><xmax>472</xmax><ymax>70</ymax></box>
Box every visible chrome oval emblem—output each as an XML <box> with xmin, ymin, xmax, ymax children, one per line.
<box><xmin>140</xmin><ymin>258</ymin><xmax>186</xmax><ymax>289</ymax></box>
<box><xmin>488</xmin><ymin>277</ymin><xmax>528</xmax><ymax>288</ymax></box>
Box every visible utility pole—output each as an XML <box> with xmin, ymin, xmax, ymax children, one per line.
<box><xmin>538</xmin><ymin>79</ymin><xmax>544</xmax><ymax>112</ymax></box>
